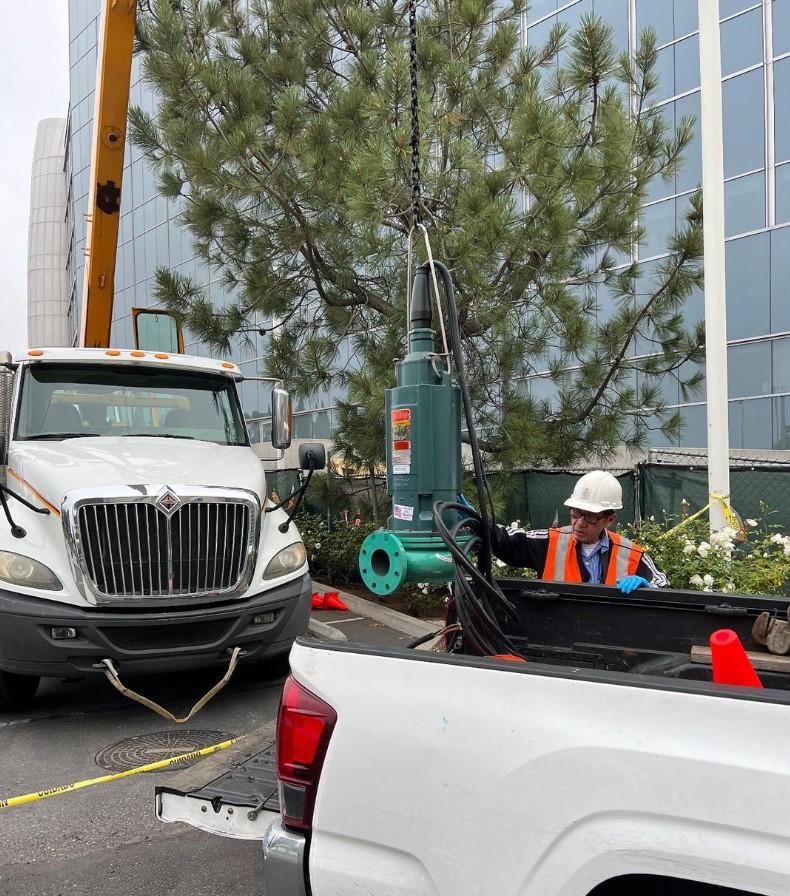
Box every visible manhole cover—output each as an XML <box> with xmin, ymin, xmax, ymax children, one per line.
<box><xmin>95</xmin><ymin>729</ymin><xmax>233</xmax><ymax>773</ymax></box>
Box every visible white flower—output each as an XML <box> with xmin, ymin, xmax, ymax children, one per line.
<box><xmin>771</xmin><ymin>533</ymin><xmax>785</xmax><ymax>545</ymax></box>
<box><xmin>703</xmin><ymin>574</ymin><xmax>714</xmax><ymax>587</ymax></box>
<box><xmin>722</xmin><ymin>582</ymin><xmax>736</xmax><ymax>593</ymax></box>
<box><xmin>697</xmin><ymin>542</ymin><xmax>711</xmax><ymax>558</ymax></box>
<box><xmin>689</xmin><ymin>574</ymin><xmax>704</xmax><ymax>587</ymax></box>
<box><xmin>682</xmin><ymin>542</ymin><xmax>696</xmax><ymax>555</ymax></box>
<box><xmin>746</xmin><ymin>519</ymin><xmax>758</xmax><ymax>528</ymax></box>
<box><xmin>509</xmin><ymin>520</ymin><xmax>521</xmax><ymax>529</ymax></box>
<box><xmin>649</xmin><ymin>515</ymin><xmax>656</xmax><ymax>522</ymax></box>
<box><xmin>494</xmin><ymin>558</ymin><xmax>506</xmax><ymax>569</ymax></box>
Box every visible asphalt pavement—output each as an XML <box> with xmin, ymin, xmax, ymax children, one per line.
<box><xmin>0</xmin><ymin>606</ymin><xmax>416</xmax><ymax>895</ymax></box>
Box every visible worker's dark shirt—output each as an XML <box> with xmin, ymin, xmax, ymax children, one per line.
<box><xmin>490</xmin><ymin>524</ymin><xmax>670</xmax><ymax>588</ymax></box>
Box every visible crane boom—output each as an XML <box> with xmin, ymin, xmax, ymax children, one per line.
<box><xmin>79</xmin><ymin>0</ymin><xmax>136</xmax><ymax>348</ymax></box>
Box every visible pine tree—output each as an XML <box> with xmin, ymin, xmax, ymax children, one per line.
<box><xmin>131</xmin><ymin>0</ymin><xmax>704</xmax><ymax>469</ymax></box>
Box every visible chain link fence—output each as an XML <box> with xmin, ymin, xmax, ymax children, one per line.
<box><xmin>267</xmin><ymin>462</ymin><xmax>790</xmax><ymax>533</ymax></box>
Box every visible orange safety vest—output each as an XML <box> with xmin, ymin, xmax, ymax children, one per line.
<box><xmin>542</xmin><ymin>527</ymin><xmax>642</xmax><ymax>585</ymax></box>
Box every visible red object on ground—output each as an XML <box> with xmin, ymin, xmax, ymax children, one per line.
<box><xmin>709</xmin><ymin>629</ymin><xmax>763</xmax><ymax>688</ymax></box>
<box><xmin>491</xmin><ymin>654</ymin><xmax>527</xmax><ymax>663</ymax></box>
<box><xmin>311</xmin><ymin>592</ymin><xmax>326</xmax><ymax>610</ymax></box>
<box><xmin>322</xmin><ymin>591</ymin><xmax>349</xmax><ymax>611</ymax></box>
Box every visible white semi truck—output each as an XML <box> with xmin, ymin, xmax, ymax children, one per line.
<box><xmin>0</xmin><ymin>346</ymin><xmax>321</xmax><ymax>711</ymax></box>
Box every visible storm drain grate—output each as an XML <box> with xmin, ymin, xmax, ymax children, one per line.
<box><xmin>95</xmin><ymin>729</ymin><xmax>233</xmax><ymax>773</ymax></box>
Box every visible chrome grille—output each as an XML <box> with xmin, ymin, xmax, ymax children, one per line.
<box><xmin>75</xmin><ymin>499</ymin><xmax>254</xmax><ymax>599</ymax></box>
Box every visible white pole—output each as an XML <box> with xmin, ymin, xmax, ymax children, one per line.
<box><xmin>698</xmin><ymin>0</ymin><xmax>731</xmax><ymax>531</ymax></box>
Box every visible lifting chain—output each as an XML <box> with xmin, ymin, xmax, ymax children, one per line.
<box><xmin>408</xmin><ymin>0</ymin><xmax>421</xmax><ymax>230</ymax></box>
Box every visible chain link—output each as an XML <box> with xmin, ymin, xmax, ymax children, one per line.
<box><xmin>408</xmin><ymin>0</ymin><xmax>421</xmax><ymax>229</ymax></box>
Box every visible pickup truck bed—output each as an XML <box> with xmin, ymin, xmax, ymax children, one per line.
<box><xmin>158</xmin><ymin>580</ymin><xmax>790</xmax><ymax>896</ymax></box>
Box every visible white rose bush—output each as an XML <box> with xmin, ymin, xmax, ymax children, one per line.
<box><xmin>625</xmin><ymin>511</ymin><xmax>790</xmax><ymax>596</ymax></box>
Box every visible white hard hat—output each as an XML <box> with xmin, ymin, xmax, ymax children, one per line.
<box><xmin>564</xmin><ymin>470</ymin><xmax>623</xmax><ymax>513</ymax></box>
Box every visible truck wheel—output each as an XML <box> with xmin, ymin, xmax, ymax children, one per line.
<box><xmin>0</xmin><ymin>671</ymin><xmax>40</xmax><ymax>712</ymax></box>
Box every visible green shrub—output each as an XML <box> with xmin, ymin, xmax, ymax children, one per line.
<box><xmin>624</xmin><ymin>511</ymin><xmax>790</xmax><ymax>596</ymax></box>
<box><xmin>296</xmin><ymin>513</ymin><xmax>376</xmax><ymax>586</ymax></box>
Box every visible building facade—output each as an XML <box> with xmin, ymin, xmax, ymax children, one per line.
<box><xmin>27</xmin><ymin>118</ymin><xmax>70</xmax><ymax>348</ymax></box>
<box><xmin>63</xmin><ymin>0</ymin><xmax>790</xmax><ymax>449</ymax></box>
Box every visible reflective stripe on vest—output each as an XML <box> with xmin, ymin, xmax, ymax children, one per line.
<box><xmin>542</xmin><ymin>528</ymin><xmax>642</xmax><ymax>584</ymax></box>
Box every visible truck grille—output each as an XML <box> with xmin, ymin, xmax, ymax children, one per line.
<box><xmin>74</xmin><ymin>499</ymin><xmax>256</xmax><ymax>600</ymax></box>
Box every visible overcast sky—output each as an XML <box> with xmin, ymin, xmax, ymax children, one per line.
<box><xmin>0</xmin><ymin>3</ymin><xmax>69</xmax><ymax>358</ymax></box>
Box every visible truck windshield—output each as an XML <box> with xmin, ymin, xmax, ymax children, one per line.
<box><xmin>16</xmin><ymin>364</ymin><xmax>249</xmax><ymax>446</ymax></box>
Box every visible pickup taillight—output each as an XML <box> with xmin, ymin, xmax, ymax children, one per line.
<box><xmin>276</xmin><ymin>674</ymin><xmax>337</xmax><ymax>831</ymax></box>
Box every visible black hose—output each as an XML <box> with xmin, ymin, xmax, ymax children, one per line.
<box><xmin>422</xmin><ymin>261</ymin><xmax>526</xmax><ymax>659</ymax></box>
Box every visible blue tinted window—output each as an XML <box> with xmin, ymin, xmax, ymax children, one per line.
<box><xmin>774</xmin><ymin>397</ymin><xmax>790</xmax><ymax>448</ymax></box>
<box><xmin>728</xmin><ymin>341</ymin><xmax>772</xmax><ymax>397</ymax></box>
<box><xmin>640</xmin><ymin>198</ymin><xmax>676</xmax><ymax>258</ymax></box>
<box><xmin>777</xmin><ymin>163</ymin><xmax>790</xmax><ymax>225</ymax></box>
<box><xmin>593</xmin><ymin>0</ymin><xmax>629</xmax><ymax>52</ymax></box>
<box><xmin>729</xmin><ymin>398</ymin><xmax>772</xmax><ymax>448</ymax></box>
<box><xmin>674</xmin><ymin>35</ymin><xmax>700</xmax><ymax>94</ymax></box>
<box><xmin>726</xmin><ymin>232</ymin><xmax>770</xmax><ymax>339</ymax></box>
<box><xmin>722</xmin><ymin>69</ymin><xmax>765</xmax><ymax>178</ymax></box>
<box><xmin>653</xmin><ymin>44</ymin><xmax>676</xmax><ymax>102</ymax></box>
<box><xmin>724</xmin><ymin>171</ymin><xmax>765</xmax><ymax>237</ymax></box>
<box><xmin>721</xmin><ymin>8</ymin><xmax>764</xmax><ymax>76</ymax></box>
<box><xmin>674</xmin><ymin>0</ymin><xmax>698</xmax><ymax>38</ymax></box>
<box><xmin>775</xmin><ymin>58</ymin><xmax>790</xmax><ymax>164</ymax></box>
<box><xmin>679</xmin><ymin>403</ymin><xmax>707</xmax><ymax>447</ymax></box>
<box><xmin>528</xmin><ymin>0</ymin><xmax>558</xmax><ymax>21</ymax></box>
<box><xmin>773</xmin><ymin>337</ymin><xmax>790</xmax><ymax>392</ymax></box>
<box><xmin>775</xmin><ymin>0</ymin><xmax>790</xmax><ymax>56</ymax></box>
<box><xmin>675</xmin><ymin>92</ymin><xmax>702</xmax><ymax>193</ymax></box>
<box><xmin>720</xmin><ymin>0</ymin><xmax>759</xmax><ymax>17</ymax></box>
<box><xmin>636</xmin><ymin>0</ymin><xmax>673</xmax><ymax>46</ymax></box>
<box><xmin>771</xmin><ymin>225</ymin><xmax>790</xmax><ymax>331</ymax></box>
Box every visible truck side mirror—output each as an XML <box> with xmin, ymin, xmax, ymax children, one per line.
<box><xmin>271</xmin><ymin>387</ymin><xmax>292</xmax><ymax>449</ymax></box>
<box><xmin>0</xmin><ymin>359</ymin><xmax>14</xmax><ymax>463</ymax></box>
<box><xmin>298</xmin><ymin>442</ymin><xmax>326</xmax><ymax>471</ymax></box>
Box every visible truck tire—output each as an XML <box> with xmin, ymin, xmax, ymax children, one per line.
<box><xmin>0</xmin><ymin>671</ymin><xmax>40</xmax><ymax>712</ymax></box>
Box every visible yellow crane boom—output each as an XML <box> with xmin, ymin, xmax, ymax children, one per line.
<box><xmin>80</xmin><ymin>0</ymin><xmax>137</xmax><ymax>348</ymax></box>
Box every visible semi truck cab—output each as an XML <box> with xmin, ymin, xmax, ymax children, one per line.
<box><xmin>0</xmin><ymin>347</ymin><xmax>316</xmax><ymax>711</ymax></box>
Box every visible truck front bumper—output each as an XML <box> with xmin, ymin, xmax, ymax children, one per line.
<box><xmin>262</xmin><ymin>818</ymin><xmax>308</xmax><ymax>896</ymax></box>
<box><xmin>0</xmin><ymin>573</ymin><xmax>311</xmax><ymax>677</ymax></box>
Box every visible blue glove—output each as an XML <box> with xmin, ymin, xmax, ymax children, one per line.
<box><xmin>616</xmin><ymin>575</ymin><xmax>650</xmax><ymax>594</ymax></box>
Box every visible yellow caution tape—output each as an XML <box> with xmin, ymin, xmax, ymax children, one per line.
<box><xmin>0</xmin><ymin>735</ymin><xmax>243</xmax><ymax>810</ymax></box>
<box><xmin>663</xmin><ymin>492</ymin><xmax>741</xmax><ymax>537</ymax></box>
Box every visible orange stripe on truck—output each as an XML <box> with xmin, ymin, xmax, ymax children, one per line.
<box><xmin>6</xmin><ymin>469</ymin><xmax>60</xmax><ymax>517</ymax></box>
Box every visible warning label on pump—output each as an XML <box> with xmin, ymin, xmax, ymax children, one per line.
<box><xmin>394</xmin><ymin>504</ymin><xmax>414</xmax><ymax>521</ymax></box>
<box><xmin>391</xmin><ymin>408</ymin><xmax>413</xmax><ymax>473</ymax></box>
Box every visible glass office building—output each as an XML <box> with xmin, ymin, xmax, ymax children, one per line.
<box><xmin>65</xmin><ymin>0</ymin><xmax>790</xmax><ymax>449</ymax></box>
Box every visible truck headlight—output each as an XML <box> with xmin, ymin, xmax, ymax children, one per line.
<box><xmin>263</xmin><ymin>543</ymin><xmax>307</xmax><ymax>580</ymax></box>
<box><xmin>0</xmin><ymin>552</ymin><xmax>62</xmax><ymax>590</ymax></box>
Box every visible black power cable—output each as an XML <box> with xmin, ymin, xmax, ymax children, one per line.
<box><xmin>424</xmin><ymin>262</ymin><xmax>525</xmax><ymax>659</ymax></box>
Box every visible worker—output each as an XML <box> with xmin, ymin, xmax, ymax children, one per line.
<box><xmin>489</xmin><ymin>470</ymin><xmax>669</xmax><ymax>592</ymax></box>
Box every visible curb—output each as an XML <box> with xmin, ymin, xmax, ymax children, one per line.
<box><xmin>308</xmin><ymin>617</ymin><xmax>348</xmax><ymax>642</ymax></box>
<box><xmin>312</xmin><ymin>582</ymin><xmax>440</xmax><ymax>639</ymax></box>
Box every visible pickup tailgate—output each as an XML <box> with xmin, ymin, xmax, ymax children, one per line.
<box><xmin>155</xmin><ymin>720</ymin><xmax>279</xmax><ymax>839</ymax></box>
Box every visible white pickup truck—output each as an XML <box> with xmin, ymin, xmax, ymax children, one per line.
<box><xmin>158</xmin><ymin>579</ymin><xmax>790</xmax><ymax>896</ymax></box>
<box><xmin>0</xmin><ymin>347</ymin><xmax>320</xmax><ymax>711</ymax></box>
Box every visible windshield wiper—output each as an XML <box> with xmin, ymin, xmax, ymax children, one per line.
<box><xmin>27</xmin><ymin>432</ymin><xmax>96</xmax><ymax>440</ymax></box>
<box><xmin>117</xmin><ymin>433</ymin><xmax>197</xmax><ymax>440</ymax></box>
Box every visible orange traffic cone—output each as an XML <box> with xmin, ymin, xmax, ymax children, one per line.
<box><xmin>322</xmin><ymin>591</ymin><xmax>349</xmax><ymax>611</ymax></box>
<box><xmin>311</xmin><ymin>592</ymin><xmax>326</xmax><ymax>610</ymax></box>
<box><xmin>710</xmin><ymin>629</ymin><xmax>763</xmax><ymax>688</ymax></box>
